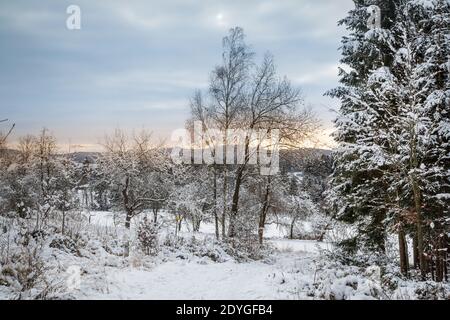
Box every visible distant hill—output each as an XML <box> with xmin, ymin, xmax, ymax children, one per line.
<box><xmin>68</xmin><ymin>152</ymin><xmax>101</xmax><ymax>164</ymax></box>
<box><xmin>0</xmin><ymin>148</ymin><xmax>20</xmax><ymax>158</ymax></box>
<box><xmin>2</xmin><ymin>147</ymin><xmax>332</xmax><ymax>170</ymax></box>
<box><xmin>0</xmin><ymin>149</ymin><xmax>100</xmax><ymax>164</ymax></box>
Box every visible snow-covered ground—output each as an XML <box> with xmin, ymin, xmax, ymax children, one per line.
<box><xmin>76</xmin><ymin>253</ymin><xmax>307</xmax><ymax>300</ymax></box>
<box><xmin>68</xmin><ymin>211</ymin><xmax>326</xmax><ymax>300</ymax></box>
<box><xmin>1</xmin><ymin>211</ymin><xmax>448</xmax><ymax>300</ymax></box>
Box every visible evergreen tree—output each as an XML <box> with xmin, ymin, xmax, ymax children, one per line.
<box><xmin>327</xmin><ymin>0</ymin><xmax>400</xmax><ymax>253</ymax></box>
<box><xmin>413</xmin><ymin>0</ymin><xmax>450</xmax><ymax>281</ymax></box>
<box><xmin>329</xmin><ymin>0</ymin><xmax>449</xmax><ymax>279</ymax></box>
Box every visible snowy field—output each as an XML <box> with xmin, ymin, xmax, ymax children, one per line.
<box><xmin>76</xmin><ymin>252</ymin><xmax>309</xmax><ymax>300</ymax></box>
<box><xmin>70</xmin><ymin>211</ymin><xmax>328</xmax><ymax>300</ymax></box>
<box><xmin>1</xmin><ymin>211</ymin><xmax>448</xmax><ymax>300</ymax></box>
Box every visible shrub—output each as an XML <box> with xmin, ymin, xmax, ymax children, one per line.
<box><xmin>137</xmin><ymin>217</ymin><xmax>159</xmax><ymax>256</ymax></box>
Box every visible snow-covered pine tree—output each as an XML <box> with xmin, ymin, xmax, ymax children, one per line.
<box><xmin>411</xmin><ymin>0</ymin><xmax>450</xmax><ymax>281</ymax></box>
<box><xmin>386</xmin><ymin>0</ymin><xmax>449</xmax><ymax>280</ymax></box>
<box><xmin>363</xmin><ymin>1</ymin><xmax>430</xmax><ymax>275</ymax></box>
<box><xmin>330</xmin><ymin>0</ymin><xmax>449</xmax><ymax>278</ymax></box>
<box><xmin>327</xmin><ymin>0</ymin><xmax>400</xmax><ymax>254</ymax></box>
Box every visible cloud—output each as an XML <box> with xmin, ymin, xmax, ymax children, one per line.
<box><xmin>92</xmin><ymin>70</ymin><xmax>208</xmax><ymax>92</ymax></box>
<box><xmin>116</xmin><ymin>7</ymin><xmax>165</xmax><ymax>30</ymax></box>
<box><xmin>0</xmin><ymin>0</ymin><xmax>354</xmax><ymax>146</ymax></box>
<box><xmin>293</xmin><ymin>63</ymin><xmax>342</xmax><ymax>85</ymax></box>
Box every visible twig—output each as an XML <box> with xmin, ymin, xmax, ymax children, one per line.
<box><xmin>1</xmin><ymin>119</ymin><xmax>15</xmax><ymax>144</ymax></box>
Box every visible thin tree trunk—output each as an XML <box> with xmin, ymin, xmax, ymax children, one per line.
<box><xmin>175</xmin><ymin>214</ymin><xmax>178</xmax><ymax>237</ymax></box>
<box><xmin>258</xmin><ymin>177</ymin><xmax>271</xmax><ymax>245</ymax></box>
<box><xmin>436</xmin><ymin>248</ymin><xmax>443</xmax><ymax>282</ymax></box>
<box><xmin>36</xmin><ymin>210</ymin><xmax>40</xmax><ymax>231</ymax></box>
<box><xmin>409</xmin><ymin>119</ymin><xmax>426</xmax><ymax>278</ymax></box>
<box><xmin>195</xmin><ymin>218</ymin><xmax>201</xmax><ymax>232</ymax></box>
<box><xmin>89</xmin><ymin>189</ymin><xmax>93</xmax><ymax>209</ymax></box>
<box><xmin>228</xmin><ymin>166</ymin><xmax>244</xmax><ymax>238</ymax></box>
<box><xmin>444</xmin><ymin>234</ymin><xmax>449</xmax><ymax>281</ymax></box>
<box><xmin>399</xmin><ymin>227</ymin><xmax>408</xmax><ymax>276</ymax></box>
<box><xmin>122</xmin><ymin>177</ymin><xmax>132</xmax><ymax>257</ymax></box>
<box><xmin>435</xmin><ymin>224</ymin><xmax>444</xmax><ymax>282</ymax></box>
<box><xmin>123</xmin><ymin>232</ymin><xmax>130</xmax><ymax>257</ymax></box>
<box><xmin>62</xmin><ymin>210</ymin><xmax>66</xmax><ymax>235</ymax></box>
<box><xmin>122</xmin><ymin>177</ymin><xmax>133</xmax><ymax>229</ymax></box>
<box><xmin>125</xmin><ymin>213</ymin><xmax>132</xmax><ymax>229</ymax></box>
<box><xmin>412</xmin><ymin>178</ymin><xmax>426</xmax><ymax>279</ymax></box>
<box><xmin>221</xmin><ymin>168</ymin><xmax>227</xmax><ymax>239</ymax></box>
<box><xmin>213</xmin><ymin>167</ymin><xmax>219</xmax><ymax>240</ymax></box>
<box><xmin>153</xmin><ymin>207</ymin><xmax>158</xmax><ymax>224</ymax></box>
<box><xmin>290</xmin><ymin>220</ymin><xmax>295</xmax><ymax>240</ymax></box>
<box><xmin>228</xmin><ymin>136</ymin><xmax>251</xmax><ymax>238</ymax></box>
<box><xmin>413</xmin><ymin>233</ymin><xmax>419</xmax><ymax>269</ymax></box>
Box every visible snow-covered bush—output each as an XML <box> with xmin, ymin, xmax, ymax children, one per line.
<box><xmin>162</xmin><ymin>234</ymin><xmax>229</xmax><ymax>263</ymax></box>
<box><xmin>283</xmin><ymin>255</ymin><xmax>450</xmax><ymax>300</ymax></box>
<box><xmin>0</xmin><ymin>220</ymin><xmax>57</xmax><ymax>299</ymax></box>
<box><xmin>49</xmin><ymin>234</ymin><xmax>82</xmax><ymax>256</ymax></box>
<box><xmin>0</xmin><ymin>244</ymin><xmax>45</xmax><ymax>296</ymax></box>
<box><xmin>225</xmin><ymin>223</ymin><xmax>265</xmax><ymax>261</ymax></box>
<box><xmin>307</xmin><ymin>261</ymin><xmax>387</xmax><ymax>300</ymax></box>
<box><xmin>413</xmin><ymin>282</ymin><xmax>450</xmax><ymax>300</ymax></box>
<box><xmin>137</xmin><ymin>217</ymin><xmax>159</xmax><ymax>256</ymax></box>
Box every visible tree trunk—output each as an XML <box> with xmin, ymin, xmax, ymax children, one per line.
<box><xmin>213</xmin><ymin>168</ymin><xmax>219</xmax><ymax>240</ymax></box>
<box><xmin>122</xmin><ymin>177</ymin><xmax>131</xmax><ymax>257</ymax></box>
<box><xmin>123</xmin><ymin>232</ymin><xmax>130</xmax><ymax>257</ymax></box>
<box><xmin>35</xmin><ymin>210</ymin><xmax>40</xmax><ymax>231</ymax></box>
<box><xmin>435</xmin><ymin>224</ymin><xmax>445</xmax><ymax>282</ymax></box>
<box><xmin>290</xmin><ymin>218</ymin><xmax>296</xmax><ymax>240</ymax></box>
<box><xmin>258</xmin><ymin>177</ymin><xmax>271</xmax><ymax>245</ymax></box>
<box><xmin>228</xmin><ymin>133</ymin><xmax>251</xmax><ymax>239</ymax></box>
<box><xmin>412</xmin><ymin>178</ymin><xmax>426</xmax><ymax>279</ymax></box>
<box><xmin>89</xmin><ymin>189</ymin><xmax>93</xmax><ymax>209</ymax></box>
<box><xmin>175</xmin><ymin>215</ymin><xmax>178</xmax><ymax>237</ymax></box>
<box><xmin>228</xmin><ymin>166</ymin><xmax>244</xmax><ymax>238</ymax></box>
<box><xmin>409</xmin><ymin>120</ymin><xmax>426</xmax><ymax>279</ymax></box>
<box><xmin>221</xmin><ymin>168</ymin><xmax>227</xmax><ymax>239</ymax></box>
<box><xmin>436</xmin><ymin>247</ymin><xmax>443</xmax><ymax>282</ymax></box>
<box><xmin>444</xmin><ymin>235</ymin><xmax>449</xmax><ymax>282</ymax></box>
<box><xmin>125</xmin><ymin>212</ymin><xmax>132</xmax><ymax>229</ymax></box>
<box><xmin>62</xmin><ymin>210</ymin><xmax>66</xmax><ymax>235</ymax></box>
<box><xmin>122</xmin><ymin>176</ymin><xmax>132</xmax><ymax>229</ymax></box>
<box><xmin>84</xmin><ymin>189</ymin><xmax>89</xmax><ymax>208</ymax></box>
<box><xmin>398</xmin><ymin>227</ymin><xmax>408</xmax><ymax>276</ymax></box>
<box><xmin>192</xmin><ymin>215</ymin><xmax>201</xmax><ymax>232</ymax></box>
<box><xmin>153</xmin><ymin>207</ymin><xmax>158</xmax><ymax>224</ymax></box>
<box><xmin>413</xmin><ymin>233</ymin><xmax>419</xmax><ymax>269</ymax></box>
<box><xmin>374</xmin><ymin>210</ymin><xmax>387</xmax><ymax>254</ymax></box>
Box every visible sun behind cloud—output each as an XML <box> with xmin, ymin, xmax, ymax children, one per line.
<box><xmin>215</xmin><ymin>12</ymin><xmax>227</xmax><ymax>26</ymax></box>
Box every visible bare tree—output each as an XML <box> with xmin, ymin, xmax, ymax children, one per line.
<box><xmin>0</xmin><ymin>119</ymin><xmax>15</xmax><ymax>156</ymax></box>
<box><xmin>18</xmin><ymin>135</ymin><xmax>36</xmax><ymax>164</ymax></box>
<box><xmin>227</xmin><ymin>54</ymin><xmax>317</xmax><ymax>238</ymax></box>
<box><xmin>101</xmin><ymin>129</ymin><xmax>168</xmax><ymax>229</ymax></box>
<box><xmin>189</xmin><ymin>28</ymin><xmax>319</xmax><ymax>243</ymax></box>
<box><xmin>193</xmin><ymin>27</ymin><xmax>253</xmax><ymax>239</ymax></box>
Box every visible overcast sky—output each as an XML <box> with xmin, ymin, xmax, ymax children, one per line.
<box><xmin>0</xmin><ymin>0</ymin><xmax>354</xmax><ymax>151</ymax></box>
